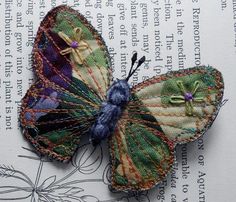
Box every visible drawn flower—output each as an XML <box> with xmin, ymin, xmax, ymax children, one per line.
<box><xmin>0</xmin><ymin>147</ymin><xmax>108</xmax><ymax>202</ymax></box>
<box><xmin>0</xmin><ymin>146</ymin><xmax>144</xmax><ymax>202</ymax></box>
<box><xmin>58</xmin><ymin>27</ymin><xmax>89</xmax><ymax>64</ymax></box>
<box><xmin>169</xmin><ymin>80</ymin><xmax>204</xmax><ymax>115</ymax></box>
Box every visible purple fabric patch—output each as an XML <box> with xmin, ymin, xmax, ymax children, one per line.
<box><xmin>25</xmin><ymin>92</ymin><xmax>59</xmax><ymax>121</ymax></box>
<box><xmin>39</xmin><ymin>31</ymin><xmax>73</xmax><ymax>89</ymax></box>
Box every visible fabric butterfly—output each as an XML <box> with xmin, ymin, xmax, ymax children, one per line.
<box><xmin>20</xmin><ymin>5</ymin><xmax>224</xmax><ymax>191</ymax></box>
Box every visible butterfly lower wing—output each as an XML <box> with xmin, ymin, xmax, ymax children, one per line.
<box><xmin>34</xmin><ymin>5</ymin><xmax>112</xmax><ymax>100</ymax></box>
<box><xmin>20</xmin><ymin>80</ymin><xmax>100</xmax><ymax>162</ymax></box>
<box><xmin>109</xmin><ymin>117</ymin><xmax>174</xmax><ymax>191</ymax></box>
<box><xmin>128</xmin><ymin>66</ymin><xmax>224</xmax><ymax>144</ymax></box>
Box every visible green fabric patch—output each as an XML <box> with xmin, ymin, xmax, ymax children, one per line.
<box><xmin>114</xmin><ymin>172</ymin><xmax>128</xmax><ymax>186</ymax></box>
<box><xmin>125</xmin><ymin>123</ymin><xmax>171</xmax><ymax>179</ymax></box>
<box><xmin>52</xmin><ymin>11</ymin><xmax>94</xmax><ymax>40</ymax></box>
<box><xmin>53</xmin><ymin>145</ymin><xmax>72</xmax><ymax>157</ymax></box>
<box><xmin>161</xmin><ymin>73</ymin><xmax>216</xmax><ymax>105</ymax></box>
<box><xmin>129</xmin><ymin>94</ymin><xmax>163</xmax><ymax>132</ymax></box>
<box><xmin>42</xmin><ymin>130</ymin><xmax>68</xmax><ymax>144</ymax></box>
<box><xmin>59</xmin><ymin>76</ymin><xmax>102</xmax><ymax>105</ymax></box>
<box><xmin>82</xmin><ymin>48</ymin><xmax>108</xmax><ymax>68</ymax></box>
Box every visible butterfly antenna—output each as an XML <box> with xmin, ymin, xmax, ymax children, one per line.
<box><xmin>126</xmin><ymin>55</ymin><xmax>146</xmax><ymax>81</ymax></box>
<box><xmin>126</xmin><ymin>52</ymin><xmax>138</xmax><ymax>81</ymax></box>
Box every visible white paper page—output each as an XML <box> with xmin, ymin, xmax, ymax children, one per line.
<box><xmin>0</xmin><ymin>0</ymin><xmax>235</xmax><ymax>201</ymax></box>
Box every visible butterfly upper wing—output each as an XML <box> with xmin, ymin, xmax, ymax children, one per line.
<box><xmin>20</xmin><ymin>6</ymin><xmax>111</xmax><ymax>161</ymax></box>
<box><xmin>109</xmin><ymin>66</ymin><xmax>224</xmax><ymax>191</ymax></box>
<box><xmin>129</xmin><ymin>66</ymin><xmax>224</xmax><ymax>144</ymax></box>
<box><xmin>34</xmin><ymin>5</ymin><xmax>112</xmax><ymax>99</ymax></box>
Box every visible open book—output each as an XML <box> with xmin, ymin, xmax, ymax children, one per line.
<box><xmin>0</xmin><ymin>1</ymin><xmax>235</xmax><ymax>201</ymax></box>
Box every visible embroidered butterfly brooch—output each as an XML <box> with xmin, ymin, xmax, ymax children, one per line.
<box><xmin>20</xmin><ymin>5</ymin><xmax>224</xmax><ymax>191</ymax></box>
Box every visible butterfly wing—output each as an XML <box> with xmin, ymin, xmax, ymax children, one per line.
<box><xmin>109</xmin><ymin>66</ymin><xmax>224</xmax><ymax>191</ymax></box>
<box><xmin>20</xmin><ymin>6</ymin><xmax>111</xmax><ymax>161</ymax></box>
<box><xmin>129</xmin><ymin>66</ymin><xmax>224</xmax><ymax>143</ymax></box>
<box><xmin>20</xmin><ymin>81</ymin><xmax>100</xmax><ymax>162</ymax></box>
<box><xmin>34</xmin><ymin>5</ymin><xmax>112</xmax><ymax>99</ymax></box>
<box><xmin>109</xmin><ymin>118</ymin><xmax>174</xmax><ymax>191</ymax></box>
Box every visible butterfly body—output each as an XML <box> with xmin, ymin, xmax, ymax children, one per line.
<box><xmin>90</xmin><ymin>79</ymin><xmax>130</xmax><ymax>145</ymax></box>
<box><xmin>20</xmin><ymin>5</ymin><xmax>224</xmax><ymax>192</ymax></box>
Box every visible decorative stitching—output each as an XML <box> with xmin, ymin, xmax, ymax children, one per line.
<box><xmin>169</xmin><ymin>80</ymin><xmax>204</xmax><ymax>115</ymax></box>
<box><xmin>19</xmin><ymin>5</ymin><xmax>225</xmax><ymax>192</ymax></box>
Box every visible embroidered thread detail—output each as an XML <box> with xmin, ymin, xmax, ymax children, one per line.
<box><xmin>58</xmin><ymin>27</ymin><xmax>89</xmax><ymax>64</ymax></box>
<box><xmin>169</xmin><ymin>80</ymin><xmax>204</xmax><ymax>115</ymax></box>
<box><xmin>19</xmin><ymin>4</ymin><xmax>225</xmax><ymax>192</ymax></box>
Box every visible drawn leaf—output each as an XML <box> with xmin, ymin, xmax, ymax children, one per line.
<box><xmin>0</xmin><ymin>186</ymin><xmax>32</xmax><ymax>201</ymax></box>
<box><xmin>63</xmin><ymin>187</ymin><xmax>84</xmax><ymax>196</ymax></box>
<box><xmin>102</xmin><ymin>164</ymin><xmax>111</xmax><ymax>185</ymax></box>
<box><xmin>0</xmin><ymin>165</ymin><xmax>15</xmax><ymax>178</ymax></box>
<box><xmin>81</xmin><ymin>195</ymin><xmax>99</xmax><ymax>202</ymax></box>
<box><xmin>39</xmin><ymin>175</ymin><xmax>56</xmax><ymax>189</ymax></box>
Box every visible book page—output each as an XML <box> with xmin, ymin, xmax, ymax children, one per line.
<box><xmin>0</xmin><ymin>0</ymin><xmax>235</xmax><ymax>201</ymax></box>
